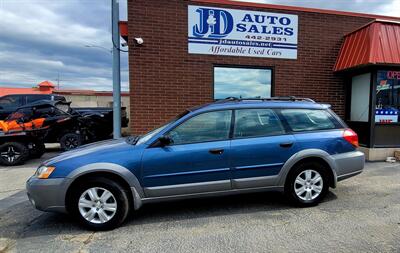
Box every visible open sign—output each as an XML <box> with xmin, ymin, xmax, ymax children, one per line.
<box><xmin>387</xmin><ymin>71</ymin><xmax>400</xmax><ymax>80</ymax></box>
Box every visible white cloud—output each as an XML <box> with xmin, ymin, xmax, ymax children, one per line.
<box><xmin>0</xmin><ymin>0</ymin><xmax>128</xmax><ymax>91</ymax></box>
<box><xmin>0</xmin><ymin>2</ymin><xmax>110</xmax><ymax>49</ymax></box>
<box><xmin>380</xmin><ymin>0</ymin><xmax>400</xmax><ymax>16</ymax></box>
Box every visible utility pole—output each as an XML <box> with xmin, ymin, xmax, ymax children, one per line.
<box><xmin>57</xmin><ymin>73</ymin><xmax>60</xmax><ymax>89</ymax></box>
<box><xmin>112</xmin><ymin>0</ymin><xmax>122</xmax><ymax>139</ymax></box>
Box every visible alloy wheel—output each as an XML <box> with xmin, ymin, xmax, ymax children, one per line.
<box><xmin>78</xmin><ymin>187</ymin><xmax>118</xmax><ymax>224</ymax></box>
<box><xmin>294</xmin><ymin>169</ymin><xmax>323</xmax><ymax>201</ymax></box>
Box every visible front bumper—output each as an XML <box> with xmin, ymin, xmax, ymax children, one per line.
<box><xmin>331</xmin><ymin>151</ymin><xmax>365</xmax><ymax>182</ymax></box>
<box><xmin>26</xmin><ymin>176</ymin><xmax>71</xmax><ymax>213</ymax></box>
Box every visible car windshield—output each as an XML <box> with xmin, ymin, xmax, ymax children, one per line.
<box><xmin>135</xmin><ymin>110</ymin><xmax>189</xmax><ymax>145</ymax></box>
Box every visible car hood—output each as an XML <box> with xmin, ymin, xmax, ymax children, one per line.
<box><xmin>44</xmin><ymin>138</ymin><xmax>136</xmax><ymax>166</ymax></box>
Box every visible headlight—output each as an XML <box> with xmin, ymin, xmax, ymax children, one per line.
<box><xmin>35</xmin><ymin>166</ymin><xmax>56</xmax><ymax>179</ymax></box>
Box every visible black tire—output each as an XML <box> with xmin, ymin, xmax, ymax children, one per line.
<box><xmin>284</xmin><ymin>161</ymin><xmax>330</xmax><ymax>207</ymax></box>
<box><xmin>0</xmin><ymin>142</ymin><xmax>29</xmax><ymax>166</ymax></box>
<box><xmin>30</xmin><ymin>142</ymin><xmax>46</xmax><ymax>159</ymax></box>
<box><xmin>68</xmin><ymin>177</ymin><xmax>130</xmax><ymax>230</ymax></box>
<box><xmin>60</xmin><ymin>133</ymin><xmax>82</xmax><ymax>151</ymax></box>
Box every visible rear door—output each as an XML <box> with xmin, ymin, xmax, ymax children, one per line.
<box><xmin>230</xmin><ymin>108</ymin><xmax>298</xmax><ymax>189</ymax></box>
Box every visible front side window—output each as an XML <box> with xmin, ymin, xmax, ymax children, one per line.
<box><xmin>281</xmin><ymin>109</ymin><xmax>337</xmax><ymax>132</ymax></box>
<box><xmin>234</xmin><ymin>109</ymin><xmax>285</xmax><ymax>138</ymax></box>
<box><xmin>167</xmin><ymin>110</ymin><xmax>232</xmax><ymax>145</ymax></box>
<box><xmin>375</xmin><ymin>70</ymin><xmax>400</xmax><ymax>123</ymax></box>
<box><xmin>214</xmin><ymin>67</ymin><xmax>272</xmax><ymax>99</ymax></box>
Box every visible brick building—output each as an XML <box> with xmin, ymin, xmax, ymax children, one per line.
<box><xmin>125</xmin><ymin>0</ymin><xmax>400</xmax><ymax>160</ymax></box>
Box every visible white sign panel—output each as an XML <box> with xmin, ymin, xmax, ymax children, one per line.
<box><xmin>188</xmin><ymin>5</ymin><xmax>298</xmax><ymax>59</ymax></box>
<box><xmin>375</xmin><ymin>109</ymin><xmax>399</xmax><ymax>123</ymax></box>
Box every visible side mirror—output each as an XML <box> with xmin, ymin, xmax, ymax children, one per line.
<box><xmin>158</xmin><ymin>136</ymin><xmax>172</xmax><ymax>146</ymax></box>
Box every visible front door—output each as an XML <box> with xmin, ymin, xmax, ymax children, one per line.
<box><xmin>230</xmin><ymin>108</ymin><xmax>298</xmax><ymax>189</ymax></box>
<box><xmin>141</xmin><ymin>110</ymin><xmax>233</xmax><ymax>197</ymax></box>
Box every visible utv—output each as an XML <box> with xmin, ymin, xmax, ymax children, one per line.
<box><xmin>0</xmin><ymin>114</ymin><xmax>47</xmax><ymax>166</ymax></box>
<box><xmin>3</xmin><ymin>99</ymin><xmax>116</xmax><ymax>147</ymax></box>
<box><xmin>0</xmin><ymin>100</ymin><xmax>122</xmax><ymax>166</ymax></box>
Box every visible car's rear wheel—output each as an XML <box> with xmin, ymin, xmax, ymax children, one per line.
<box><xmin>69</xmin><ymin>177</ymin><xmax>130</xmax><ymax>230</ymax></box>
<box><xmin>285</xmin><ymin>161</ymin><xmax>330</xmax><ymax>207</ymax></box>
<box><xmin>0</xmin><ymin>142</ymin><xmax>29</xmax><ymax>166</ymax></box>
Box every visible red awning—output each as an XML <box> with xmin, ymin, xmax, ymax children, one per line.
<box><xmin>334</xmin><ymin>20</ymin><xmax>400</xmax><ymax>72</ymax></box>
<box><xmin>119</xmin><ymin>21</ymin><xmax>128</xmax><ymax>42</ymax></box>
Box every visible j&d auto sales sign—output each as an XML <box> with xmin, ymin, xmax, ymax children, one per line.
<box><xmin>188</xmin><ymin>5</ymin><xmax>298</xmax><ymax>59</ymax></box>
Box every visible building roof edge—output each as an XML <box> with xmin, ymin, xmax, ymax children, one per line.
<box><xmin>192</xmin><ymin>0</ymin><xmax>400</xmax><ymax>21</ymax></box>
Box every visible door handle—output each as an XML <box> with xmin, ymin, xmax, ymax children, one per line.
<box><xmin>279</xmin><ymin>142</ymin><xmax>293</xmax><ymax>148</ymax></box>
<box><xmin>209</xmin><ymin>148</ymin><xmax>224</xmax><ymax>155</ymax></box>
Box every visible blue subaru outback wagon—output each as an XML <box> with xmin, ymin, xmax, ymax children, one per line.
<box><xmin>27</xmin><ymin>97</ymin><xmax>365</xmax><ymax>230</ymax></box>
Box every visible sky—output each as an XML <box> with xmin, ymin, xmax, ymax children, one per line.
<box><xmin>0</xmin><ymin>0</ymin><xmax>399</xmax><ymax>91</ymax></box>
<box><xmin>214</xmin><ymin>67</ymin><xmax>271</xmax><ymax>99</ymax></box>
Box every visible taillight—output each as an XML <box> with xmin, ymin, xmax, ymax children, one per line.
<box><xmin>343</xmin><ymin>129</ymin><xmax>359</xmax><ymax>147</ymax></box>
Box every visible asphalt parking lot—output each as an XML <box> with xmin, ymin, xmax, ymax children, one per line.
<box><xmin>0</xmin><ymin>155</ymin><xmax>399</xmax><ymax>253</ymax></box>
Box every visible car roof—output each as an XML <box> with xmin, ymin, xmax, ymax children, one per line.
<box><xmin>1</xmin><ymin>94</ymin><xmax>62</xmax><ymax>97</ymax></box>
<box><xmin>17</xmin><ymin>100</ymin><xmax>71</xmax><ymax>109</ymax></box>
<box><xmin>190</xmin><ymin>97</ymin><xmax>330</xmax><ymax>113</ymax></box>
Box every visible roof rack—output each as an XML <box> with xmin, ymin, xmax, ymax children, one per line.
<box><xmin>215</xmin><ymin>96</ymin><xmax>316</xmax><ymax>103</ymax></box>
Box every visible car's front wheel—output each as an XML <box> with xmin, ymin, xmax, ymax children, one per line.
<box><xmin>285</xmin><ymin>161</ymin><xmax>330</xmax><ymax>207</ymax></box>
<box><xmin>69</xmin><ymin>177</ymin><xmax>130</xmax><ymax>230</ymax></box>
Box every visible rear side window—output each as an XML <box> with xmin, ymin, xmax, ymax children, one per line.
<box><xmin>234</xmin><ymin>109</ymin><xmax>285</xmax><ymax>138</ymax></box>
<box><xmin>280</xmin><ymin>109</ymin><xmax>338</xmax><ymax>132</ymax></box>
<box><xmin>0</xmin><ymin>96</ymin><xmax>22</xmax><ymax>108</ymax></box>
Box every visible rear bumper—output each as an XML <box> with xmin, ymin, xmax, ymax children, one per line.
<box><xmin>331</xmin><ymin>151</ymin><xmax>365</xmax><ymax>182</ymax></box>
<box><xmin>26</xmin><ymin>176</ymin><xmax>69</xmax><ymax>213</ymax></box>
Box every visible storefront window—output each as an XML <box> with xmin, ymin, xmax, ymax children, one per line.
<box><xmin>375</xmin><ymin>70</ymin><xmax>400</xmax><ymax>123</ymax></box>
<box><xmin>214</xmin><ymin>67</ymin><xmax>272</xmax><ymax>99</ymax></box>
